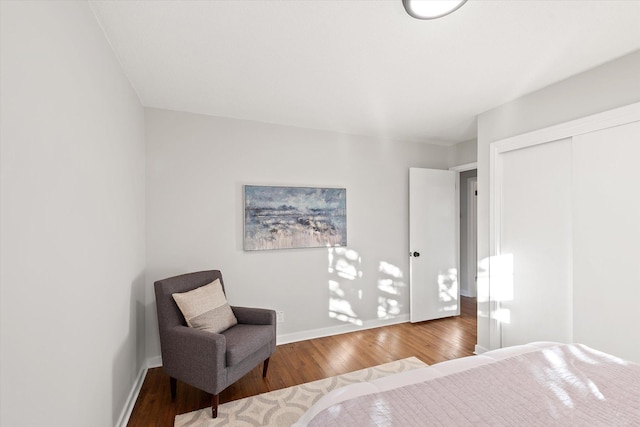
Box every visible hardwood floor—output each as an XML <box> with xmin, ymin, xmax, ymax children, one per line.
<box><xmin>127</xmin><ymin>297</ymin><xmax>477</xmax><ymax>427</ymax></box>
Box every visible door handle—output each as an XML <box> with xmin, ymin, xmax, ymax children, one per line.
<box><xmin>411</xmin><ymin>251</ymin><xmax>421</xmax><ymax>257</ymax></box>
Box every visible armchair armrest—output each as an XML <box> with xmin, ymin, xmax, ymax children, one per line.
<box><xmin>162</xmin><ymin>325</ymin><xmax>227</xmax><ymax>394</ymax></box>
<box><xmin>232</xmin><ymin>306</ymin><xmax>276</xmax><ymax>325</ymax></box>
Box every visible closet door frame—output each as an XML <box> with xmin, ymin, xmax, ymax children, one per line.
<box><xmin>488</xmin><ymin>102</ymin><xmax>640</xmax><ymax>350</ymax></box>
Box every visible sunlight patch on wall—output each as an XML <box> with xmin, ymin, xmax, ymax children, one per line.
<box><xmin>328</xmin><ymin>248</ymin><xmax>364</xmax><ymax>326</ymax></box>
<box><xmin>477</xmin><ymin>257</ymin><xmax>491</xmax><ymax>321</ymax></box>
<box><xmin>478</xmin><ymin>253</ymin><xmax>514</xmax><ymax>344</ymax></box>
<box><xmin>377</xmin><ymin>278</ymin><xmax>398</xmax><ymax>296</ymax></box>
<box><xmin>377</xmin><ymin>260</ymin><xmax>405</xmax><ymax>320</ymax></box>
<box><xmin>329</xmin><ymin>279</ymin><xmax>363</xmax><ymax>326</ymax></box>
<box><xmin>377</xmin><ymin>295</ymin><xmax>400</xmax><ymax>318</ymax></box>
<box><xmin>379</xmin><ymin>261</ymin><xmax>402</xmax><ymax>279</ymax></box>
<box><xmin>328</xmin><ymin>247</ymin><xmax>362</xmax><ymax>280</ymax></box>
<box><xmin>493</xmin><ymin>308</ymin><xmax>511</xmax><ymax>324</ymax></box>
<box><xmin>490</xmin><ymin>253</ymin><xmax>514</xmax><ymax>303</ymax></box>
<box><xmin>327</xmin><ymin>250</ymin><xmax>406</xmax><ymax>325</ymax></box>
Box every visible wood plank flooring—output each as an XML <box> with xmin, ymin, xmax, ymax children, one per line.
<box><xmin>127</xmin><ymin>297</ymin><xmax>477</xmax><ymax>427</ymax></box>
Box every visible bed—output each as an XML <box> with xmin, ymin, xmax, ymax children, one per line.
<box><xmin>293</xmin><ymin>342</ymin><xmax>640</xmax><ymax>426</ymax></box>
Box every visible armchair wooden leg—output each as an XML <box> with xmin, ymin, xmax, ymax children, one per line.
<box><xmin>211</xmin><ymin>394</ymin><xmax>219</xmax><ymax>418</ymax></box>
<box><xmin>262</xmin><ymin>357</ymin><xmax>270</xmax><ymax>378</ymax></box>
<box><xmin>170</xmin><ymin>377</ymin><xmax>177</xmax><ymax>400</ymax></box>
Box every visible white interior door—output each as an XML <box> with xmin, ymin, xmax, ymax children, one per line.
<box><xmin>497</xmin><ymin>139</ymin><xmax>573</xmax><ymax>347</ymax></box>
<box><xmin>572</xmin><ymin>120</ymin><xmax>640</xmax><ymax>363</ymax></box>
<box><xmin>409</xmin><ymin>168</ymin><xmax>459</xmax><ymax>323</ymax></box>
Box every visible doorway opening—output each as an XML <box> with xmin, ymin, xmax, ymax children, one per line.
<box><xmin>451</xmin><ymin>165</ymin><xmax>478</xmax><ymax>320</ymax></box>
<box><xmin>459</xmin><ymin>170</ymin><xmax>477</xmax><ymax>298</ymax></box>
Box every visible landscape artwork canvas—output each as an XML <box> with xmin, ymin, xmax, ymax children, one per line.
<box><xmin>244</xmin><ymin>185</ymin><xmax>347</xmax><ymax>251</ymax></box>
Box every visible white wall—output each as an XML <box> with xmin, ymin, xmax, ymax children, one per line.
<box><xmin>476</xmin><ymin>50</ymin><xmax>640</xmax><ymax>352</ymax></box>
<box><xmin>0</xmin><ymin>2</ymin><xmax>146</xmax><ymax>426</ymax></box>
<box><xmin>448</xmin><ymin>139</ymin><xmax>477</xmax><ymax>168</ymax></box>
<box><xmin>145</xmin><ymin>108</ymin><xmax>449</xmax><ymax>359</ymax></box>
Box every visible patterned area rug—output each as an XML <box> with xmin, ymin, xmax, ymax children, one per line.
<box><xmin>174</xmin><ymin>357</ymin><xmax>427</xmax><ymax>427</ymax></box>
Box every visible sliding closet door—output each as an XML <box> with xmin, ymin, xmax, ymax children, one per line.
<box><xmin>498</xmin><ymin>138</ymin><xmax>573</xmax><ymax>347</ymax></box>
<box><xmin>572</xmin><ymin>121</ymin><xmax>640</xmax><ymax>363</ymax></box>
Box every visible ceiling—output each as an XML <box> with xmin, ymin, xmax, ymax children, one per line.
<box><xmin>89</xmin><ymin>0</ymin><xmax>640</xmax><ymax>146</ymax></box>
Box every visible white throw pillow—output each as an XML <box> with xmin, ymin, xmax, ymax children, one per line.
<box><xmin>172</xmin><ymin>279</ymin><xmax>238</xmax><ymax>334</ymax></box>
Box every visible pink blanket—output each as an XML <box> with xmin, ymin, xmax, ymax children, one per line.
<box><xmin>308</xmin><ymin>344</ymin><xmax>640</xmax><ymax>426</ymax></box>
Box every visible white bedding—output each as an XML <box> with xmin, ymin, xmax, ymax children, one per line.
<box><xmin>293</xmin><ymin>342</ymin><xmax>640</xmax><ymax>426</ymax></box>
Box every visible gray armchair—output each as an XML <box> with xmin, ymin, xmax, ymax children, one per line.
<box><xmin>154</xmin><ymin>270</ymin><xmax>276</xmax><ymax>418</ymax></box>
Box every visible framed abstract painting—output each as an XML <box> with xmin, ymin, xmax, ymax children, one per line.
<box><xmin>244</xmin><ymin>185</ymin><xmax>347</xmax><ymax>251</ymax></box>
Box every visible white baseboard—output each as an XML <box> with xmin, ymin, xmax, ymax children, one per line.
<box><xmin>276</xmin><ymin>314</ymin><xmax>410</xmax><ymax>345</ymax></box>
<box><xmin>117</xmin><ymin>356</ymin><xmax>163</xmax><ymax>427</ymax></box>
<box><xmin>147</xmin><ymin>355</ymin><xmax>163</xmax><ymax>369</ymax></box>
<box><xmin>116</xmin><ymin>363</ymin><xmax>148</xmax><ymax>427</ymax></box>
<box><xmin>474</xmin><ymin>344</ymin><xmax>488</xmax><ymax>355</ymax></box>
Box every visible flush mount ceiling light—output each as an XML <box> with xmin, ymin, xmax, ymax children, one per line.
<box><xmin>403</xmin><ymin>0</ymin><xmax>467</xmax><ymax>20</ymax></box>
